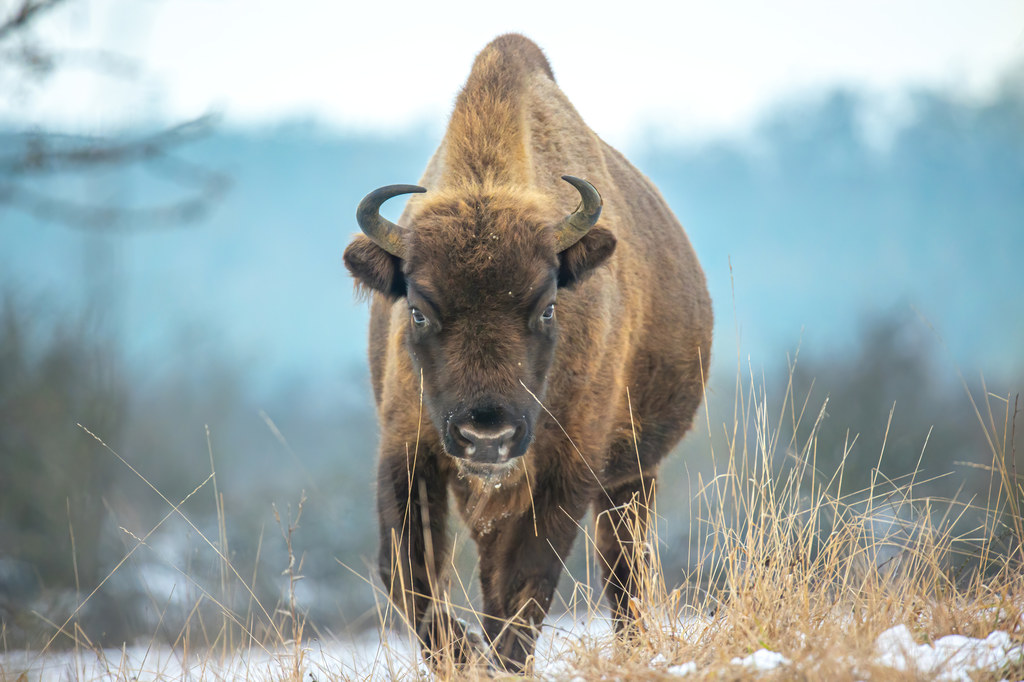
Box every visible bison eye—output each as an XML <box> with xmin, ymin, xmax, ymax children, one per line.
<box><xmin>410</xmin><ymin>308</ymin><xmax>428</xmax><ymax>327</ymax></box>
<box><xmin>541</xmin><ymin>303</ymin><xmax>555</xmax><ymax>322</ymax></box>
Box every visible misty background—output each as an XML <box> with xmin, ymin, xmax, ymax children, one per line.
<box><xmin>1</xmin><ymin>0</ymin><xmax>1022</xmax><ymax>649</ymax></box>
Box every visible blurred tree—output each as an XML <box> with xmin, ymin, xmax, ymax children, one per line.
<box><xmin>0</xmin><ymin>0</ymin><xmax>227</xmax><ymax>229</ymax></box>
<box><xmin>783</xmin><ymin>309</ymin><xmax>1013</xmax><ymax>504</ymax></box>
<box><xmin>0</xmin><ymin>0</ymin><xmax>229</xmax><ymax>647</ymax></box>
<box><xmin>0</xmin><ymin>294</ymin><xmax>127</xmax><ymax>644</ymax></box>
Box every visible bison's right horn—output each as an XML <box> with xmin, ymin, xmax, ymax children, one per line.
<box><xmin>355</xmin><ymin>184</ymin><xmax>426</xmax><ymax>259</ymax></box>
<box><xmin>553</xmin><ymin>175</ymin><xmax>602</xmax><ymax>252</ymax></box>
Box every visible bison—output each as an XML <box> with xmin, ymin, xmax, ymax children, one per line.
<box><xmin>343</xmin><ymin>34</ymin><xmax>713</xmax><ymax>671</ymax></box>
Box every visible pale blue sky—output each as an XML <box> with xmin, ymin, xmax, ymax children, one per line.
<box><xmin>6</xmin><ymin>0</ymin><xmax>1022</xmax><ymax>147</ymax></box>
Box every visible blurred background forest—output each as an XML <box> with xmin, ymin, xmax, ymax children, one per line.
<box><xmin>1</xmin><ymin>0</ymin><xmax>1022</xmax><ymax>650</ymax></box>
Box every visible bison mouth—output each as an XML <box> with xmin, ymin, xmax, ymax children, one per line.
<box><xmin>454</xmin><ymin>457</ymin><xmax>523</xmax><ymax>483</ymax></box>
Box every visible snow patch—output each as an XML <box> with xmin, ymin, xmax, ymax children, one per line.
<box><xmin>647</xmin><ymin>652</ymin><xmax>697</xmax><ymax>676</ymax></box>
<box><xmin>667</xmin><ymin>660</ymin><xmax>698</xmax><ymax>676</ymax></box>
<box><xmin>874</xmin><ymin>624</ymin><xmax>1023</xmax><ymax>682</ymax></box>
<box><xmin>730</xmin><ymin>648</ymin><xmax>792</xmax><ymax>671</ymax></box>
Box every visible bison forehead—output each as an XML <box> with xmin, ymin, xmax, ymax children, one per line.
<box><xmin>404</xmin><ymin>188</ymin><xmax>559</xmax><ymax>302</ymax></box>
<box><xmin>411</xmin><ymin>259</ymin><xmax>554</xmax><ymax>319</ymax></box>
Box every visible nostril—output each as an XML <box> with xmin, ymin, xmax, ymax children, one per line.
<box><xmin>448</xmin><ymin>420</ymin><xmax>470</xmax><ymax>447</ymax></box>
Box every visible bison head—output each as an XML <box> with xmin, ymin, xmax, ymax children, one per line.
<box><xmin>344</xmin><ymin>177</ymin><xmax>616</xmax><ymax>476</ymax></box>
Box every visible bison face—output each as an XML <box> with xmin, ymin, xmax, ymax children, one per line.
<box><xmin>344</xmin><ymin>180</ymin><xmax>616</xmax><ymax>476</ymax></box>
<box><xmin>402</xmin><ymin>263</ymin><xmax>558</xmax><ymax>470</ymax></box>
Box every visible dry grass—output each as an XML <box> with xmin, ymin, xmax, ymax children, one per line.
<box><xmin>464</xmin><ymin>356</ymin><xmax>1021</xmax><ymax>681</ymax></box>
<box><xmin>2</xmin><ymin>356</ymin><xmax>1022</xmax><ymax>681</ymax></box>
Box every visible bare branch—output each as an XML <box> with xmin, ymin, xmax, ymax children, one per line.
<box><xmin>0</xmin><ymin>1</ymin><xmax>228</xmax><ymax>230</ymax></box>
<box><xmin>0</xmin><ymin>179</ymin><xmax>227</xmax><ymax>230</ymax></box>
<box><xmin>0</xmin><ymin>45</ymin><xmax>139</xmax><ymax>79</ymax></box>
<box><xmin>0</xmin><ymin>116</ymin><xmax>219</xmax><ymax>175</ymax></box>
<box><xmin>0</xmin><ymin>0</ymin><xmax>71</xmax><ymax>42</ymax></box>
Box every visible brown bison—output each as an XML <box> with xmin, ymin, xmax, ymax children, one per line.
<box><xmin>343</xmin><ymin>34</ymin><xmax>712</xmax><ymax>671</ymax></box>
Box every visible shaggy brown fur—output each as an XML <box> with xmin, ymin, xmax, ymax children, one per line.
<box><xmin>343</xmin><ymin>34</ymin><xmax>713</xmax><ymax>672</ymax></box>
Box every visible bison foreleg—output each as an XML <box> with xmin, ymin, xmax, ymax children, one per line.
<box><xmin>475</xmin><ymin>506</ymin><xmax>583</xmax><ymax>673</ymax></box>
<box><xmin>377</xmin><ymin>448</ymin><xmax>482</xmax><ymax>667</ymax></box>
<box><xmin>594</xmin><ymin>475</ymin><xmax>656</xmax><ymax>632</ymax></box>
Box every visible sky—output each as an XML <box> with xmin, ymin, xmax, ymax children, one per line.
<box><xmin>5</xmin><ymin>0</ymin><xmax>1022</xmax><ymax>147</ymax></box>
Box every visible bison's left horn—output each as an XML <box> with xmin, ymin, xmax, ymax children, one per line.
<box><xmin>553</xmin><ymin>175</ymin><xmax>602</xmax><ymax>252</ymax></box>
<box><xmin>355</xmin><ymin>184</ymin><xmax>426</xmax><ymax>259</ymax></box>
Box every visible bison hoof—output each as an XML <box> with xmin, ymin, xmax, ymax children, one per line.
<box><xmin>422</xmin><ymin>617</ymin><xmax>490</xmax><ymax>672</ymax></box>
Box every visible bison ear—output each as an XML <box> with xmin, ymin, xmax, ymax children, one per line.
<box><xmin>557</xmin><ymin>226</ymin><xmax>616</xmax><ymax>288</ymax></box>
<box><xmin>343</xmin><ymin>235</ymin><xmax>407</xmax><ymax>299</ymax></box>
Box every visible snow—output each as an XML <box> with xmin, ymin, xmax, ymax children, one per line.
<box><xmin>730</xmin><ymin>648</ymin><xmax>792</xmax><ymax>671</ymax></box>
<box><xmin>667</xmin><ymin>661</ymin><xmax>698</xmax><ymax>676</ymax></box>
<box><xmin>874</xmin><ymin>624</ymin><xmax>1023</xmax><ymax>682</ymax></box>
<box><xmin>0</xmin><ymin>632</ymin><xmax>426</xmax><ymax>681</ymax></box>
<box><xmin>3</xmin><ymin>620</ymin><xmax>1021</xmax><ymax>680</ymax></box>
<box><xmin>650</xmin><ymin>652</ymin><xmax>697</xmax><ymax>677</ymax></box>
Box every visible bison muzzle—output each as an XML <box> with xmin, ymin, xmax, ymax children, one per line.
<box><xmin>344</xmin><ymin>34</ymin><xmax>713</xmax><ymax>672</ymax></box>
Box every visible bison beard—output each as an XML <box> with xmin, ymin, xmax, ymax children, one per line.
<box><xmin>343</xmin><ymin>34</ymin><xmax>713</xmax><ymax>672</ymax></box>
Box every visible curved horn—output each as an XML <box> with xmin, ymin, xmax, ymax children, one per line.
<box><xmin>355</xmin><ymin>184</ymin><xmax>426</xmax><ymax>259</ymax></box>
<box><xmin>553</xmin><ymin>175</ymin><xmax>602</xmax><ymax>252</ymax></box>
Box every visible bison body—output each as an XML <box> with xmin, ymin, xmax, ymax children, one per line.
<box><xmin>344</xmin><ymin>34</ymin><xmax>712</xmax><ymax>671</ymax></box>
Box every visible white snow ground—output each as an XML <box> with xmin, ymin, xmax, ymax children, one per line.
<box><xmin>2</xmin><ymin>618</ymin><xmax>1021</xmax><ymax>680</ymax></box>
<box><xmin>1</xmin><ymin>614</ymin><xmax>607</xmax><ymax>681</ymax></box>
